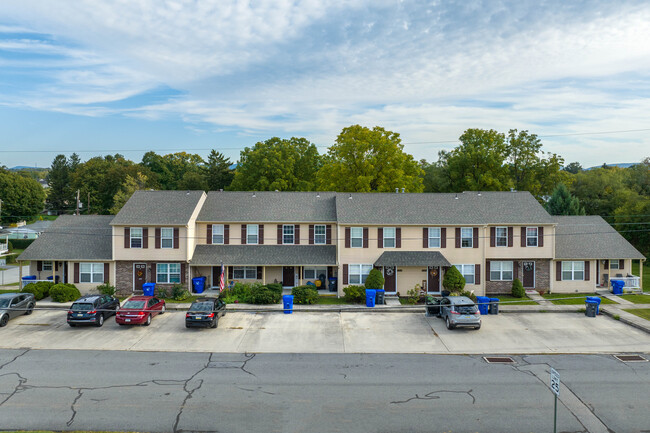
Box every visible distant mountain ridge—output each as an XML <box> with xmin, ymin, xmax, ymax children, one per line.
<box><xmin>585</xmin><ymin>163</ymin><xmax>638</xmax><ymax>170</ymax></box>
<box><xmin>9</xmin><ymin>166</ymin><xmax>49</xmax><ymax>171</ymax></box>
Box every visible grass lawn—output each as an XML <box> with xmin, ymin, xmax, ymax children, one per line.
<box><xmin>0</xmin><ymin>288</ymin><xmax>21</xmax><ymax>294</ymax></box>
<box><xmin>631</xmin><ymin>260</ymin><xmax>649</xmax><ymax>292</ymax></box>
<box><xmin>316</xmin><ymin>296</ymin><xmax>349</xmax><ymax>305</ymax></box>
<box><xmin>618</xmin><ymin>294</ymin><xmax>650</xmax><ymax>304</ymax></box>
<box><xmin>542</xmin><ymin>293</ymin><xmax>618</xmax><ymax>305</ymax></box>
<box><xmin>623</xmin><ymin>308</ymin><xmax>650</xmax><ymax>321</ymax></box>
<box><xmin>160</xmin><ymin>295</ymin><xmax>201</xmax><ymax>304</ymax></box>
<box><xmin>492</xmin><ymin>294</ymin><xmax>538</xmax><ymax>305</ymax></box>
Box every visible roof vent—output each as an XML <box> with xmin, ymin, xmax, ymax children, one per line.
<box><xmin>349</xmin><ymin>194</ymin><xmax>353</xmax><ymax>200</ymax></box>
<box><xmin>219</xmin><ymin>189</ymin><xmax>223</xmax><ymax>192</ymax></box>
<box><xmin>454</xmin><ymin>194</ymin><xmax>459</xmax><ymax>200</ymax></box>
<box><xmin>252</xmin><ymin>192</ymin><xmax>256</xmax><ymax>198</ymax></box>
<box><xmin>510</xmin><ymin>188</ymin><xmax>516</xmax><ymax>192</ymax></box>
<box><xmin>186</xmin><ymin>191</ymin><xmax>190</xmax><ymax>195</ymax></box>
<box><xmin>395</xmin><ymin>188</ymin><xmax>399</xmax><ymax>193</ymax></box>
<box><xmin>477</xmin><ymin>192</ymin><xmax>482</xmax><ymax>196</ymax></box>
<box><xmin>316</xmin><ymin>192</ymin><xmax>320</xmax><ymax>198</ymax></box>
<box><xmin>401</xmin><ymin>188</ymin><xmax>405</xmax><ymax>193</ymax></box>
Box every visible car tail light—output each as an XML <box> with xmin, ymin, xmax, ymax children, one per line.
<box><xmin>206</xmin><ymin>313</ymin><xmax>214</xmax><ymax>318</ymax></box>
<box><xmin>451</xmin><ymin>310</ymin><xmax>460</xmax><ymax>315</ymax></box>
<box><xmin>88</xmin><ymin>310</ymin><xmax>96</xmax><ymax>314</ymax></box>
<box><xmin>137</xmin><ymin>312</ymin><xmax>145</xmax><ymax>316</ymax></box>
<box><xmin>474</xmin><ymin>310</ymin><xmax>481</xmax><ymax>315</ymax></box>
<box><xmin>186</xmin><ymin>313</ymin><xmax>191</xmax><ymax>318</ymax></box>
<box><xmin>68</xmin><ymin>310</ymin><xmax>73</xmax><ymax>314</ymax></box>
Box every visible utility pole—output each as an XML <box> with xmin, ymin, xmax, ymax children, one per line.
<box><xmin>87</xmin><ymin>192</ymin><xmax>90</xmax><ymax>214</ymax></box>
<box><xmin>76</xmin><ymin>190</ymin><xmax>80</xmax><ymax>216</ymax></box>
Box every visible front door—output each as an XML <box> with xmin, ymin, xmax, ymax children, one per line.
<box><xmin>283</xmin><ymin>266</ymin><xmax>295</xmax><ymax>287</ymax></box>
<box><xmin>427</xmin><ymin>266</ymin><xmax>440</xmax><ymax>293</ymax></box>
<box><xmin>522</xmin><ymin>261</ymin><xmax>535</xmax><ymax>288</ymax></box>
<box><xmin>134</xmin><ymin>263</ymin><xmax>147</xmax><ymax>292</ymax></box>
<box><xmin>383</xmin><ymin>266</ymin><xmax>396</xmax><ymax>293</ymax></box>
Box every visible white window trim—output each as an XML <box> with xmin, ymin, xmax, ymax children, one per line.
<box><xmin>283</xmin><ymin>224</ymin><xmax>295</xmax><ymax>245</ymax></box>
<box><xmin>247</xmin><ymin>224</ymin><xmax>259</xmax><ymax>245</ymax></box>
<box><xmin>233</xmin><ymin>266</ymin><xmax>257</xmax><ymax>279</ymax></box>
<box><xmin>161</xmin><ymin>227</ymin><xmax>174</xmax><ymax>249</ymax></box>
<box><xmin>212</xmin><ymin>224</ymin><xmax>224</xmax><ymax>245</ymax></box>
<box><xmin>314</xmin><ymin>224</ymin><xmax>326</xmax><ymax>245</ymax></box>
<box><xmin>495</xmin><ymin>226</ymin><xmax>508</xmax><ymax>247</ymax></box>
<box><xmin>304</xmin><ymin>267</ymin><xmax>328</xmax><ymax>280</ymax></box>
<box><xmin>526</xmin><ymin>227</ymin><xmax>538</xmax><ymax>247</ymax></box>
<box><xmin>454</xmin><ymin>264</ymin><xmax>475</xmax><ymax>284</ymax></box>
<box><xmin>461</xmin><ymin>227</ymin><xmax>473</xmax><ymax>248</ymax></box>
<box><xmin>42</xmin><ymin>261</ymin><xmax>53</xmax><ymax>271</ymax></box>
<box><xmin>490</xmin><ymin>261</ymin><xmax>513</xmax><ymax>281</ymax></box>
<box><xmin>562</xmin><ymin>261</ymin><xmax>584</xmax><ymax>281</ymax></box>
<box><xmin>428</xmin><ymin>227</ymin><xmax>441</xmax><ymax>248</ymax></box>
<box><xmin>348</xmin><ymin>264</ymin><xmax>372</xmax><ymax>285</ymax></box>
<box><xmin>156</xmin><ymin>263</ymin><xmax>181</xmax><ymax>284</ymax></box>
<box><xmin>609</xmin><ymin>260</ymin><xmax>619</xmax><ymax>270</ymax></box>
<box><xmin>130</xmin><ymin>227</ymin><xmax>143</xmax><ymax>248</ymax></box>
<box><xmin>350</xmin><ymin>227</ymin><xmax>363</xmax><ymax>248</ymax></box>
<box><xmin>383</xmin><ymin>227</ymin><xmax>396</xmax><ymax>248</ymax></box>
<box><xmin>80</xmin><ymin>262</ymin><xmax>104</xmax><ymax>283</ymax></box>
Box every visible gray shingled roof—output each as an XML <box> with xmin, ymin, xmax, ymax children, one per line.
<box><xmin>197</xmin><ymin>191</ymin><xmax>337</xmax><ymax>223</ymax></box>
<box><xmin>18</xmin><ymin>215</ymin><xmax>114</xmax><ymax>261</ymax></box>
<box><xmin>554</xmin><ymin>216</ymin><xmax>645</xmax><ymax>259</ymax></box>
<box><xmin>191</xmin><ymin>245</ymin><xmax>336</xmax><ymax>265</ymax></box>
<box><xmin>110</xmin><ymin>190</ymin><xmax>205</xmax><ymax>226</ymax></box>
<box><xmin>374</xmin><ymin>251</ymin><xmax>451</xmax><ymax>267</ymax></box>
<box><xmin>336</xmin><ymin>191</ymin><xmax>554</xmax><ymax>225</ymax></box>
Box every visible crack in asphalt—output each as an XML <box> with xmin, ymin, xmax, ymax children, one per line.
<box><xmin>0</xmin><ymin>372</ymin><xmax>27</xmax><ymax>406</ymax></box>
<box><xmin>0</xmin><ymin>348</ymin><xmax>30</xmax><ymax>371</ymax></box>
<box><xmin>66</xmin><ymin>389</ymin><xmax>83</xmax><ymax>427</ymax></box>
<box><xmin>390</xmin><ymin>389</ymin><xmax>476</xmax><ymax>405</ymax></box>
<box><xmin>235</xmin><ymin>386</ymin><xmax>275</xmax><ymax>395</ymax></box>
<box><xmin>172</xmin><ymin>352</ymin><xmax>213</xmax><ymax>433</ymax></box>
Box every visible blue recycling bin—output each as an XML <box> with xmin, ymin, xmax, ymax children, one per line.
<box><xmin>22</xmin><ymin>275</ymin><xmax>36</xmax><ymax>282</ymax></box>
<box><xmin>142</xmin><ymin>282</ymin><xmax>155</xmax><ymax>296</ymax></box>
<box><xmin>586</xmin><ymin>296</ymin><xmax>602</xmax><ymax>315</ymax></box>
<box><xmin>610</xmin><ymin>279</ymin><xmax>624</xmax><ymax>295</ymax></box>
<box><xmin>365</xmin><ymin>289</ymin><xmax>376</xmax><ymax>307</ymax></box>
<box><xmin>283</xmin><ymin>295</ymin><xmax>294</xmax><ymax>314</ymax></box>
<box><xmin>192</xmin><ymin>276</ymin><xmax>206</xmax><ymax>294</ymax></box>
<box><xmin>476</xmin><ymin>296</ymin><xmax>490</xmax><ymax>315</ymax></box>
<box><xmin>46</xmin><ymin>275</ymin><xmax>60</xmax><ymax>283</ymax></box>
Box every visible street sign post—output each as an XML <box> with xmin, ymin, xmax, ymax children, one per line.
<box><xmin>550</xmin><ymin>368</ymin><xmax>560</xmax><ymax>433</ymax></box>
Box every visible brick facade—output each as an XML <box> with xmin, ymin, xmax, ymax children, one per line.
<box><xmin>115</xmin><ymin>260</ymin><xmax>190</xmax><ymax>296</ymax></box>
<box><xmin>485</xmin><ymin>259</ymin><xmax>550</xmax><ymax>295</ymax></box>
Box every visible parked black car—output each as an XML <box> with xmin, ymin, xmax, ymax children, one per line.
<box><xmin>185</xmin><ymin>297</ymin><xmax>226</xmax><ymax>328</ymax></box>
<box><xmin>0</xmin><ymin>293</ymin><xmax>36</xmax><ymax>327</ymax></box>
<box><xmin>67</xmin><ymin>295</ymin><xmax>120</xmax><ymax>327</ymax></box>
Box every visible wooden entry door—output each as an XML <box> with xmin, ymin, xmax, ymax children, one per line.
<box><xmin>134</xmin><ymin>263</ymin><xmax>147</xmax><ymax>292</ymax></box>
<box><xmin>383</xmin><ymin>266</ymin><xmax>396</xmax><ymax>293</ymax></box>
<box><xmin>427</xmin><ymin>266</ymin><xmax>440</xmax><ymax>293</ymax></box>
<box><xmin>283</xmin><ymin>266</ymin><xmax>295</xmax><ymax>287</ymax></box>
<box><xmin>522</xmin><ymin>261</ymin><xmax>535</xmax><ymax>288</ymax></box>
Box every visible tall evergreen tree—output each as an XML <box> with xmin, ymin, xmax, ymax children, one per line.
<box><xmin>205</xmin><ymin>150</ymin><xmax>234</xmax><ymax>191</ymax></box>
<box><xmin>46</xmin><ymin>154</ymin><xmax>72</xmax><ymax>214</ymax></box>
<box><xmin>545</xmin><ymin>183</ymin><xmax>585</xmax><ymax>215</ymax></box>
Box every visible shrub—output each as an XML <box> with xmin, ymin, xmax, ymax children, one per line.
<box><xmin>96</xmin><ymin>283</ymin><xmax>116</xmax><ymax>296</ymax></box>
<box><xmin>460</xmin><ymin>290</ymin><xmax>477</xmax><ymax>303</ymax></box>
<box><xmin>250</xmin><ymin>283</ymin><xmax>281</xmax><ymax>304</ymax></box>
<box><xmin>406</xmin><ymin>284</ymin><xmax>421</xmax><ymax>305</ymax></box>
<box><xmin>22</xmin><ymin>281</ymin><xmax>54</xmax><ymax>300</ymax></box>
<box><xmin>364</xmin><ymin>269</ymin><xmax>385</xmax><ymax>290</ymax></box>
<box><xmin>511</xmin><ymin>278</ymin><xmax>525</xmax><ymax>298</ymax></box>
<box><xmin>343</xmin><ymin>285</ymin><xmax>366</xmax><ymax>303</ymax></box>
<box><xmin>443</xmin><ymin>266</ymin><xmax>465</xmax><ymax>292</ymax></box>
<box><xmin>157</xmin><ymin>287</ymin><xmax>169</xmax><ymax>299</ymax></box>
<box><xmin>292</xmin><ymin>285</ymin><xmax>319</xmax><ymax>305</ymax></box>
<box><xmin>50</xmin><ymin>283</ymin><xmax>81</xmax><ymax>303</ymax></box>
<box><xmin>266</xmin><ymin>283</ymin><xmax>283</xmax><ymax>297</ymax></box>
<box><xmin>10</xmin><ymin>239</ymin><xmax>34</xmax><ymax>250</ymax></box>
<box><xmin>171</xmin><ymin>284</ymin><xmax>191</xmax><ymax>301</ymax></box>
<box><xmin>7</xmin><ymin>241</ymin><xmax>13</xmax><ymax>250</ymax></box>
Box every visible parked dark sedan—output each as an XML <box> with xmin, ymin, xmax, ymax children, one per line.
<box><xmin>116</xmin><ymin>296</ymin><xmax>166</xmax><ymax>326</ymax></box>
<box><xmin>67</xmin><ymin>294</ymin><xmax>120</xmax><ymax>327</ymax></box>
<box><xmin>185</xmin><ymin>297</ymin><xmax>226</xmax><ymax>328</ymax></box>
<box><xmin>0</xmin><ymin>293</ymin><xmax>36</xmax><ymax>327</ymax></box>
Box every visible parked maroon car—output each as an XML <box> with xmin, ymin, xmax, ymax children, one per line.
<box><xmin>115</xmin><ymin>296</ymin><xmax>166</xmax><ymax>326</ymax></box>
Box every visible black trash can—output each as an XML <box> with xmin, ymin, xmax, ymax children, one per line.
<box><xmin>488</xmin><ymin>298</ymin><xmax>499</xmax><ymax>315</ymax></box>
<box><xmin>375</xmin><ymin>289</ymin><xmax>385</xmax><ymax>305</ymax></box>
<box><xmin>328</xmin><ymin>277</ymin><xmax>337</xmax><ymax>292</ymax></box>
<box><xmin>585</xmin><ymin>300</ymin><xmax>598</xmax><ymax>317</ymax></box>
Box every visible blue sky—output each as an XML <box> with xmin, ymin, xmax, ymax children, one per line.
<box><xmin>1</xmin><ymin>0</ymin><xmax>649</xmax><ymax>169</ymax></box>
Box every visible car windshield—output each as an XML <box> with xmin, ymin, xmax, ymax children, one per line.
<box><xmin>71</xmin><ymin>303</ymin><xmax>94</xmax><ymax>311</ymax></box>
<box><xmin>0</xmin><ymin>299</ymin><xmax>9</xmax><ymax>308</ymax></box>
<box><xmin>455</xmin><ymin>304</ymin><xmax>478</xmax><ymax>314</ymax></box>
<box><xmin>122</xmin><ymin>300</ymin><xmax>146</xmax><ymax>309</ymax></box>
<box><xmin>189</xmin><ymin>302</ymin><xmax>213</xmax><ymax>312</ymax></box>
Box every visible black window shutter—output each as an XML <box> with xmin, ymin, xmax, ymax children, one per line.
<box><xmin>455</xmin><ymin>228</ymin><xmax>461</xmax><ymax>248</ymax></box>
<box><xmin>475</xmin><ymin>264</ymin><xmax>481</xmax><ymax>285</ymax></box>
<box><xmin>521</xmin><ymin>227</ymin><xmax>526</xmax><ymax>247</ymax></box>
<box><xmin>155</xmin><ymin>228</ymin><xmax>161</xmax><ymax>248</ymax></box>
<box><xmin>363</xmin><ymin>227</ymin><xmax>368</xmax><ymax>248</ymax></box>
<box><xmin>486</xmin><ymin>260</ymin><xmax>491</xmax><ymax>281</ymax></box>
<box><xmin>326</xmin><ymin>225</ymin><xmax>332</xmax><ymax>245</ymax></box>
<box><xmin>104</xmin><ymin>263</ymin><xmax>109</xmax><ymax>283</ymax></box>
<box><xmin>295</xmin><ymin>224</ymin><xmax>300</xmax><ymax>245</ymax></box>
<box><xmin>124</xmin><ymin>227</ymin><xmax>130</xmax><ymax>249</ymax></box>
<box><xmin>490</xmin><ymin>227</ymin><xmax>495</xmax><ymax>247</ymax></box>
<box><xmin>207</xmin><ymin>225</ymin><xmax>212</xmax><ymax>245</ymax></box>
<box><xmin>277</xmin><ymin>225</ymin><xmax>282</xmax><ymax>244</ymax></box>
<box><xmin>173</xmin><ymin>228</ymin><xmax>179</xmax><ymax>249</ymax></box>
<box><xmin>343</xmin><ymin>264</ymin><xmax>348</xmax><ymax>285</ymax></box>
<box><xmin>508</xmin><ymin>227</ymin><xmax>513</xmax><ymax>247</ymax></box>
<box><xmin>242</xmin><ymin>224</ymin><xmax>247</xmax><ymax>245</ymax></box>
<box><xmin>259</xmin><ymin>224</ymin><xmax>264</xmax><ymax>245</ymax></box>
<box><xmin>143</xmin><ymin>228</ymin><xmax>149</xmax><ymax>249</ymax></box>
<box><xmin>74</xmin><ymin>262</ymin><xmax>80</xmax><ymax>283</ymax></box>
<box><xmin>396</xmin><ymin>227</ymin><xmax>401</xmax><ymax>248</ymax></box>
<box><xmin>228</xmin><ymin>266</ymin><xmax>233</xmax><ymax>280</ymax></box>
<box><xmin>224</xmin><ymin>224</ymin><xmax>229</xmax><ymax>244</ymax></box>
<box><xmin>345</xmin><ymin>227</ymin><xmax>350</xmax><ymax>248</ymax></box>
<box><xmin>619</xmin><ymin>259</ymin><xmax>624</xmax><ymax>270</ymax></box>
<box><xmin>378</xmin><ymin>227</ymin><xmax>383</xmax><ymax>248</ymax></box>
<box><xmin>538</xmin><ymin>227</ymin><xmax>544</xmax><ymax>247</ymax></box>
<box><xmin>473</xmin><ymin>227</ymin><xmax>478</xmax><ymax>248</ymax></box>
<box><xmin>556</xmin><ymin>262</ymin><xmax>562</xmax><ymax>281</ymax></box>
<box><xmin>423</xmin><ymin>227</ymin><xmax>428</xmax><ymax>248</ymax></box>
<box><xmin>37</xmin><ymin>260</ymin><xmax>42</xmax><ymax>271</ymax></box>
<box><xmin>441</xmin><ymin>227</ymin><xmax>446</xmax><ymax>248</ymax></box>
<box><xmin>585</xmin><ymin>261</ymin><xmax>590</xmax><ymax>281</ymax></box>
<box><xmin>257</xmin><ymin>266</ymin><xmax>263</xmax><ymax>279</ymax></box>
<box><xmin>309</xmin><ymin>225</ymin><xmax>314</xmax><ymax>245</ymax></box>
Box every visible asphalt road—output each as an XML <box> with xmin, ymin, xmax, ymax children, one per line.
<box><xmin>0</xmin><ymin>349</ymin><xmax>648</xmax><ymax>433</ymax></box>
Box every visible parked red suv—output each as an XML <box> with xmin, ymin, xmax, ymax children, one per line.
<box><xmin>115</xmin><ymin>296</ymin><xmax>166</xmax><ymax>326</ymax></box>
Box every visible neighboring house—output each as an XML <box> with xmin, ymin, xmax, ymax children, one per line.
<box><xmin>17</xmin><ymin>215</ymin><xmax>114</xmax><ymax>291</ymax></box>
<box><xmin>0</xmin><ymin>234</ymin><xmax>9</xmax><ymax>257</ymax></box>
<box><xmin>3</xmin><ymin>220</ymin><xmax>52</xmax><ymax>240</ymax></box>
<box><xmin>18</xmin><ymin>190</ymin><xmax>646</xmax><ymax>296</ymax></box>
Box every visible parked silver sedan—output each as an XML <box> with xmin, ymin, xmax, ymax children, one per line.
<box><xmin>439</xmin><ymin>296</ymin><xmax>481</xmax><ymax>330</ymax></box>
<box><xmin>0</xmin><ymin>293</ymin><xmax>36</xmax><ymax>327</ymax></box>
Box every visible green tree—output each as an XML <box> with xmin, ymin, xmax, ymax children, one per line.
<box><xmin>364</xmin><ymin>268</ymin><xmax>385</xmax><ymax>290</ymax></box>
<box><xmin>141</xmin><ymin>151</ymin><xmax>205</xmax><ymax>190</ymax></box>
<box><xmin>570</xmin><ymin>167</ymin><xmax>635</xmax><ymax>216</ymax></box>
<box><xmin>46</xmin><ymin>154</ymin><xmax>73</xmax><ymax>215</ymax></box>
<box><xmin>420</xmin><ymin>158</ymin><xmax>452</xmax><ymax>193</ymax></box>
<box><xmin>545</xmin><ymin>183</ymin><xmax>585</xmax><ymax>215</ymax></box>
<box><xmin>205</xmin><ymin>150</ymin><xmax>234</xmax><ymax>191</ymax></box>
<box><xmin>0</xmin><ymin>169</ymin><xmax>46</xmax><ymax>223</ymax></box>
<box><xmin>442</xmin><ymin>266</ymin><xmax>466</xmax><ymax>293</ymax></box>
<box><xmin>229</xmin><ymin>137</ymin><xmax>322</xmax><ymax>191</ymax></box>
<box><xmin>110</xmin><ymin>173</ymin><xmax>151</xmax><ymax>214</ymax></box>
<box><xmin>563</xmin><ymin>162</ymin><xmax>583</xmax><ymax>174</ymax></box>
<box><xmin>612</xmin><ymin>196</ymin><xmax>650</xmax><ymax>257</ymax></box>
<box><xmin>178</xmin><ymin>171</ymin><xmax>207</xmax><ymax>191</ymax></box>
<box><xmin>317</xmin><ymin>125</ymin><xmax>423</xmax><ymax>192</ymax></box>
<box><xmin>626</xmin><ymin>157</ymin><xmax>650</xmax><ymax>197</ymax></box>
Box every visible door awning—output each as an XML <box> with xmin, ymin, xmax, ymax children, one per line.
<box><xmin>374</xmin><ymin>251</ymin><xmax>451</xmax><ymax>267</ymax></box>
<box><xmin>191</xmin><ymin>244</ymin><xmax>337</xmax><ymax>266</ymax></box>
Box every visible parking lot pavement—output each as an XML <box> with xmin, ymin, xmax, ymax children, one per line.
<box><xmin>2</xmin><ymin>309</ymin><xmax>650</xmax><ymax>354</ymax></box>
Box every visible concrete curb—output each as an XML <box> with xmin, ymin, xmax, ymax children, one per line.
<box><xmin>600</xmin><ymin>306</ymin><xmax>650</xmax><ymax>335</ymax></box>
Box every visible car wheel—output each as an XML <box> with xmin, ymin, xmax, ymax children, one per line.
<box><xmin>25</xmin><ymin>302</ymin><xmax>35</xmax><ymax>315</ymax></box>
<box><xmin>68</xmin><ymin>323</ymin><xmax>76</xmax><ymax>327</ymax></box>
<box><xmin>211</xmin><ymin>318</ymin><xmax>218</xmax><ymax>328</ymax></box>
<box><xmin>474</xmin><ymin>323</ymin><xmax>481</xmax><ymax>330</ymax></box>
<box><xmin>185</xmin><ymin>322</ymin><xmax>191</xmax><ymax>328</ymax></box>
<box><xmin>96</xmin><ymin>314</ymin><xmax>104</xmax><ymax>327</ymax></box>
<box><xmin>446</xmin><ymin>317</ymin><xmax>454</xmax><ymax>330</ymax></box>
<box><xmin>144</xmin><ymin>314</ymin><xmax>152</xmax><ymax>326</ymax></box>
<box><xmin>0</xmin><ymin>315</ymin><xmax>8</xmax><ymax>327</ymax></box>
<box><xmin>160</xmin><ymin>305</ymin><xmax>166</xmax><ymax>315</ymax></box>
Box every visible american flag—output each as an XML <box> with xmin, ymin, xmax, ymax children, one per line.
<box><xmin>219</xmin><ymin>263</ymin><xmax>225</xmax><ymax>292</ymax></box>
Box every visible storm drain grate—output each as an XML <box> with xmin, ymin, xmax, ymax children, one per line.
<box><xmin>613</xmin><ymin>354</ymin><xmax>647</xmax><ymax>362</ymax></box>
<box><xmin>483</xmin><ymin>356</ymin><xmax>515</xmax><ymax>364</ymax></box>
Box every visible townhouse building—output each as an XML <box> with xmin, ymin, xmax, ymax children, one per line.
<box><xmin>19</xmin><ymin>190</ymin><xmax>645</xmax><ymax>296</ymax></box>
